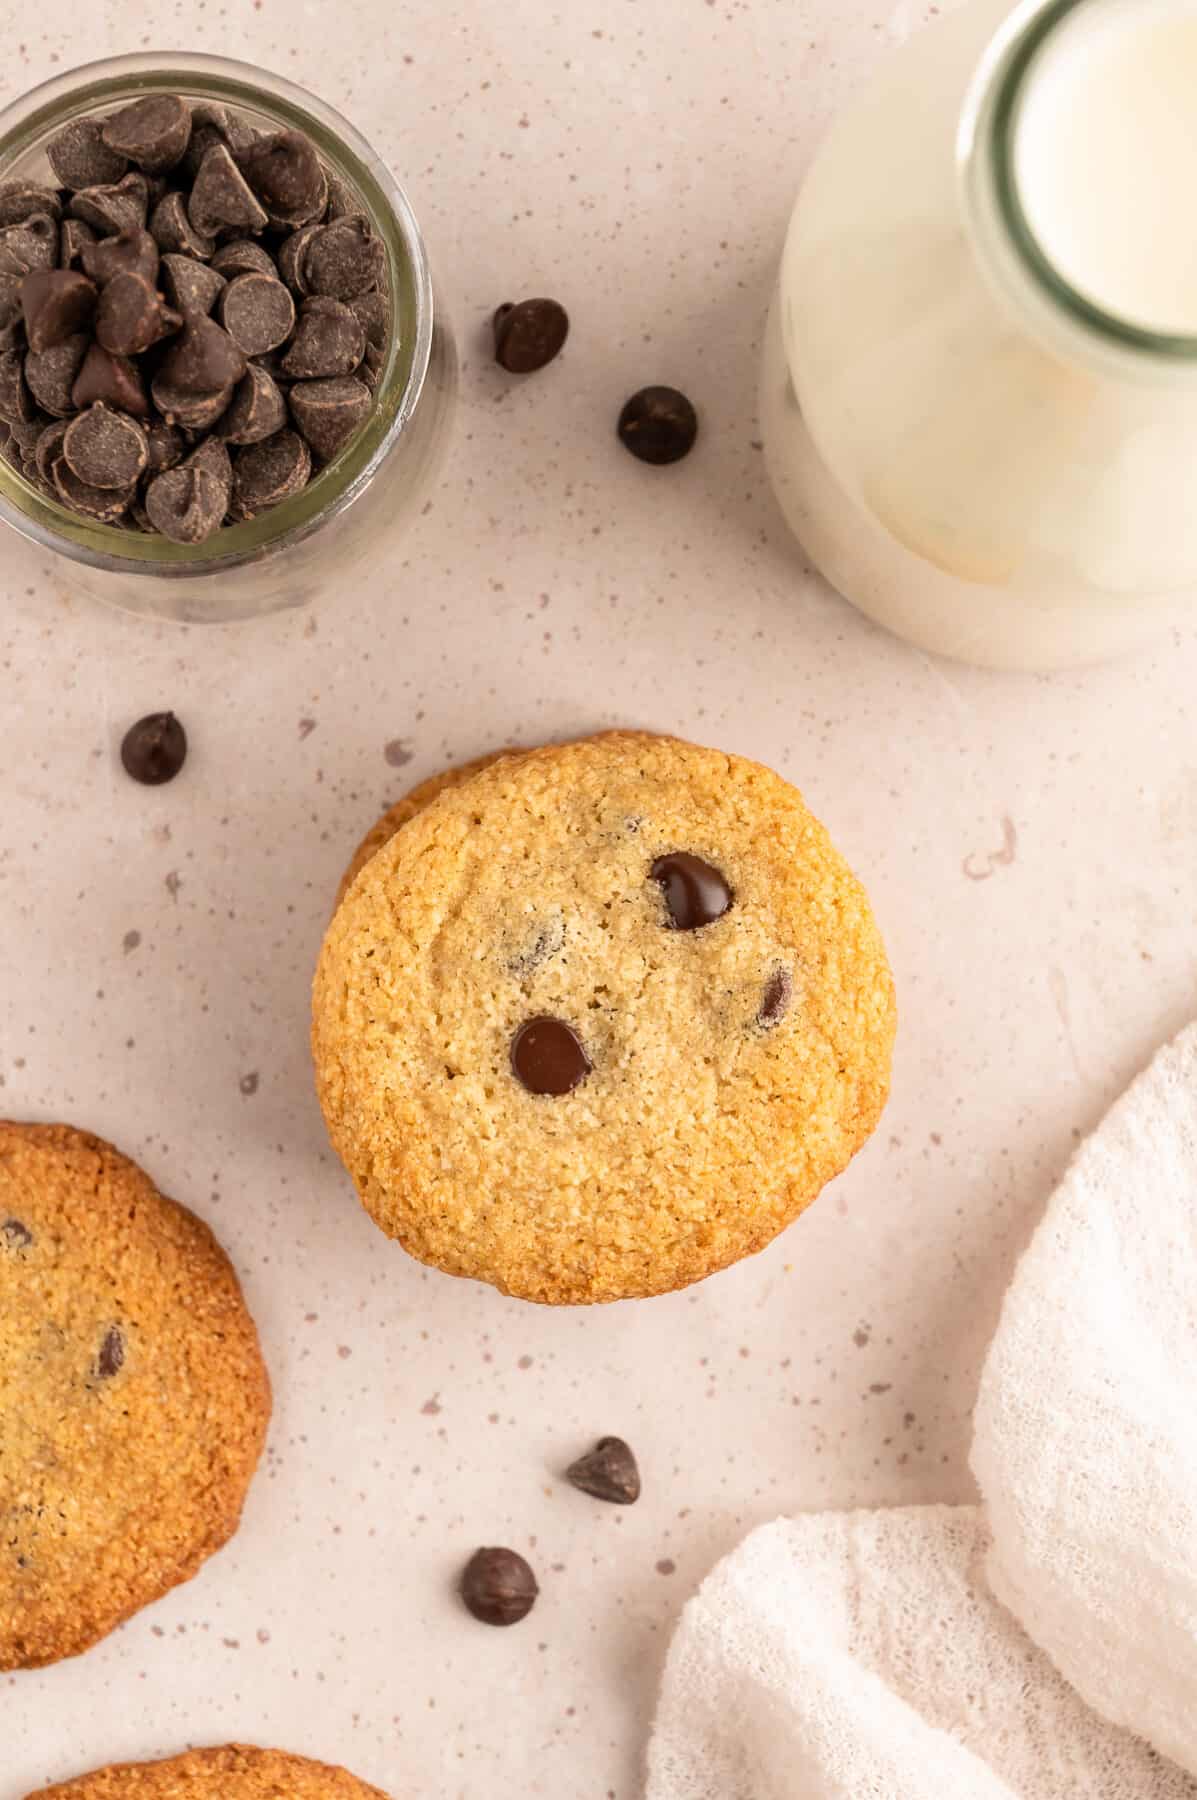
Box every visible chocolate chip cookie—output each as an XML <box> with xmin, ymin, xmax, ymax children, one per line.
<box><xmin>313</xmin><ymin>733</ymin><xmax>896</xmax><ymax>1304</ymax></box>
<box><xmin>25</xmin><ymin>1745</ymin><xmax>390</xmax><ymax>1800</ymax></box>
<box><xmin>0</xmin><ymin>1123</ymin><xmax>271</xmax><ymax>1668</ymax></box>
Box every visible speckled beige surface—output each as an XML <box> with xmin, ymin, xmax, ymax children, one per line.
<box><xmin>3</xmin><ymin>2</ymin><xmax>1197</xmax><ymax>1797</ymax></box>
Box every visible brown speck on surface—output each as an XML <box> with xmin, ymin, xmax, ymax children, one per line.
<box><xmin>122</xmin><ymin>929</ymin><xmax>141</xmax><ymax>953</ymax></box>
<box><xmin>222</xmin><ymin>1637</ymin><xmax>240</xmax><ymax>1649</ymax></box>
<box><xmin>298</xmin><ymin>717</ymin><xmax>317</xmax><ymax>738</ymax></box>
<box><xmin>963</xmin><ymin>814</ymin><xmax>1018</xmax><ymax>881</ymax></box>
<box><xmin>239</xmin><ymin>1071</ymin><xmax>260</xmax><ymax>1096</ymax></box>
<box><xmin>517</xmin><ymin>1354</ymin><xmax>534</xmax><ymax>1369</ymax></box>
<box><xmin>853</xmin><ymin>1326</ymin><xmax>870</xmax><ymax>1348</ymax></box>
<box><xmin>869</xmin><ymin>1382</ymin><xmax>892</xmax><ymax>1395</ymax></box>
<box><xmin>257</xmin><ymin>1627</ymin><xmax>271</xmax><ymax>1643</ymax></box>
<box><xmin>337</xmin><ymin>1344</ymin><xmax>352</xmax><ymax>1359</ymax></box>
<box><xmin>384</xmin><ymin>737</ymin><xmax>414</xmax><ymax>766</ymax></box>
<box><xmin>421</xmin><ymin>1394</ymin><xmax>442</xmax><ymax>1415</ymax></box>
<box><xmin>656</xmin><ymin>1558</ymin><xmax>676</xmax><ymax>1575</ymax></box>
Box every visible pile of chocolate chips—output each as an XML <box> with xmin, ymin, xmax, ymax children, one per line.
<box><xmin>0</xmin><ymin>95</ymin><xmax>390</xmax><ymax>543</ymax></box>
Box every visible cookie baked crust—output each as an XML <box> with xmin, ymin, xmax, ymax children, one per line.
<box><xmin>314</xmin><ymin>733</ymin><xmax>896</xmax><ymax>1305</ymax></box>
<box><xmin>335</xmin><ymin>749</ymin><xmax>517</xmax><ymax>905</ymax></box>
<box><xmin>0</xmin><ymin>1123</ymin><xmax>272</xmax><ymax>1670</ymax></box>
<box><xmin>24</xmin><ymin>1744</ymin><xmax>390</xmax><ymax>1800</ymax></box>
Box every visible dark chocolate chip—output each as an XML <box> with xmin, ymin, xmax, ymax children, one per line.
<box><xmin>101</xmin><ymin>94</ymin><xmax>192</xmax><ymax>174</ymax></box>
<box><xmin>157</xmin><ymin>311</ymin><xmax>246</xmax><ymax>394</ymax></box>
<box><xmin>0</xmin><ymin>1217</ymin><xmax>33</xmax><ymax>1250</ymax></box>
<box><xmin>72</xmin><ymin>341</ymin><xmax>149</xmax><ymax>416</ymax></box>
<box><xmin>210</xmin><ymin>238</ymin><xmax>277</xmax><ymax>280</ymax></box>
<box><xmin>96</xmin><ymin>270</ymin><xmax>180</xmax><ymax>356</ymax></box>
<box><xmin>460</xmin><ymin>1547</ymin><xmax>538</xmax><ymax>1627</ymax></box>
<box><xmin>231</xmin><ymin>427</ymin><xmax>310</xmax><ymax>516</ymax></box>
<box><xmin>19</xmin><ymin>268</ymin><xmax>96</xmax><ymax>351</ymax></box>
<box><xmin>95</xmin><ymin>1325</ymin><xmax>125</xmax><ymax>1379</ymax></box>
<box><xmin>189</xmin><ymin>142</ymin><xmax>268</xmax><ymax>237</ymax></box>
<box><xmin>650</xmin><ymin>852</ymin><xmax>732</xmax><ymax>929</ymax></box>
<box><xmin>144</xmin><ymin>417</ymin><xmax>184</xmax><ymax>473</ymax></box>
<box><xmin>240</xmin><ymin>130</ymin><xmax>327</xmax><ymax>226</ymax></box>
<box><xmin>281</xmin><ymin>294</ymin><xmax>364</xmax><ymax>378</ymax></box>
<box><xmin>359</xmin><ymin>342</ymin><xmax>383</xmax><ymax>392</ymax></box>
<box><xmin>149</xmin><ymin>189</ymin><xmax>215</xmax><ymax>260</ymax></box>
<box><xmin>8</xmin><ymin>410</ymin><xmax>50</xmax><ymax>456</ymax></box>
<box><xmin>346</xmin><ymin>288</ymin><xmax>389</xmax><ymax>350</ymax></box>
<box><xmin>25</xmin><ymin>332</ymin><xmax>90</xmax><ymax>416</ymax></box>
<box><xmin>324</xmin><ymin>173</ymin><xmax>358</xmax><ymax>220</ymax></box>
<box><xmin>47</xmin><ymin>117</ymin><xmax>128</xmax><ymax>190</ymax></box>
<box><xmin>0</xmin><ymin>214</ymin><xmax>59</xmax><ymax>278</ymax></box>
<box><xmin>69</xmin><ymin>172</ymin><xmax>149</xmax><ymax>235</ymax></box>
<box><xmin>303</xmin><ymin>214</ymin><xmax>383</xmax><ymax>299</ymax></box>
<box><xmin>493</xmin><ymin>298</ymin><xmax>569</xmax><ymax>374</ymax></box>
<box><xmin>276</xmin><ymin>221</ymin><xmax>320</xmax><ymax>296</ymax></box>
<box><xmin>565</xmin><ymin>1436</ymin><xmax>641</xmax><ymax>1505</ymax></box>
<box><xmin>159</xmin><ymin>252</ymin><xmax>226</xmax><ymax>316</ymax></box>
<box><xmin>81</xmin><ymin>225</ymin><xmax>159</xmax><ymax>287</ymax></box>
<box><xmin>0</xmin><ymin>349</ymin><xmax>36</xmax><ymax>425</ymax></box>
<box><xmin>63</xmin><ymin>403</ymin><xmax>148</xmax><ymax>489</ymax></box>
<box><xmin>144</xmin><ymin>443</ymin><xmax>229</xmax><ymax>544</ymax></box>
<box><xmin>120</xmin><ymin>710</ymin><xmax>187</xmax><ymax>782</ymax></box>
<box><xmin>287</xmin><ymin>373</ymin><xmax>370</xmax><ymax>461</ymax></box>
<box><xmin>181</xmin><ymin>104</ymin><xmax>231</xmax><ymax>180</ymax></box>
<box><xmin>758</xmin><ymin>966</ymin><xmax>793</xmax><ymax>1028</ymax></box>
<box><xmin>34</xmin><ymin>418</ymin><xmax>68</xmax><ymax>480</ymax></box>
<box><xmin>58</xmin><ymin>219</ymin><xmax>97</xmax><ymax>271</ymax></box>
<box><xmin>0</xmin><ymin>183</ymin><xmax>62</xmax><ymax>228</ymax></box>
<box><xmin>618</xmin><ymin>385</ymin><xmax>699</xmax><ymax>465</ymax></box>
<box><xmin>217</xmin><ymin>271</ymin><xmax>295</xmax><ymax>356</ymax></box>
<box><xmin>510</xmin><ymin>1016</ymin><xmax>591</xmax><ymax>1096</ymax></box>
<box><xmin>0</xmin><ymin>292</ymin><xmax>20</xmax><ymax>353</ymax></box>
<box><xmin>149</xmin><ymin>375</ymin><xmax>233</xmax><ymax>431</ymax></box>
<box><xmin>52</xmin><ymin>455</ymin><xmax>134</xmax><ymax>521</ymax></box>
<box><xmin>216</xmin><ymin>362</ymin><xmax>287</xmax><ymax>445</ymax></box>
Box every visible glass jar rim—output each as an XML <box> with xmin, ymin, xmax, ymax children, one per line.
<box><xmin>959</xmin><ymin>0</ymin><xmax>1197</xmax><ymax>375</ymax></box>
<box><xmin>0</xmin><ymin>52</ymin><xmax>433</xmax><ymax>575</ymax></box>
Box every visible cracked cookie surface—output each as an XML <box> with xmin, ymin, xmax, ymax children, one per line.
<box><xmin>314</xmin><ymin>732</ymin><xmax>896</xmax><ymax>1304</ymax></box>
<box><xmin>26</xmin><ymin>1744</ymin><xmax>390</xmax><ymax>1800</ymax></box>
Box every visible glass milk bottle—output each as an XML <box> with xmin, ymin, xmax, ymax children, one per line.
<box><xmin>762</xmin><ymin>0</ymin><xmax>1197</xmax><ymax>670</ymax></box>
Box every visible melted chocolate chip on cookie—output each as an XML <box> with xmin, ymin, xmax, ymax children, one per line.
<box><xmin>758</xmin><ymin>965</ymin><xmax>793</xmax><ymax>1028</ymax></box>
<box><xmin>1</xmin><ymin>1217</ymin><xmax>32</xmax><ymax>1250</ymax></box>
<box><xmin>650</xmin><ymin>852</ymin><xmax>733</xmax><ymax>929</ymax></box>
<box><xmin>511</xmin><ymin>1016</ymin><xmax>591</xmax><ymax>1096</ymax></box>
<box><xmin>94</xmin><ymin>1325</ymin><xmax>125</xmax><ymax>1379</ymax></box>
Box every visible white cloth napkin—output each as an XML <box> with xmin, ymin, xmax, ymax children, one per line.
<box><xmin>648</xmin><ymin>1023</ymin><xmax>1197</xmax><ymax>1799</ymax></box>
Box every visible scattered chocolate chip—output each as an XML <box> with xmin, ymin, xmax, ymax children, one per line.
<box><xmin>189</xmin><ymin>142</ymin><xmax>268</xmax><ymax>236</ymax></box>
<box><xmin>303</xmin><ymin>214</ymin><xmax>383</xmax><ymax>299</ymax></box>
<box><xmin>216</xmin><ymin>362</ymin><xmax>287</xmax><ymax>445</ymax></box>
<box><xmin>144</xmin><ymin>417</ymin><xmax>184</xmax><ymax>473</ymax></box>
<box><xmin>240</xmin><ymin>130</ymin><xmax>327</xmax><ymax>226</ymax></box>
<box><xmin>19</xmin><ymin>268</ymin><xmax>97</xmax><ymax>351</ymax></box>
<box><xmin>72</xmin><ymin>341</ymin><xmax>149</xmax><ymax>416</ymax></box>
<box><xmin>120</xmin><ymin>710</ymin><xmax>187</xmax><ymax>782</ymax></box>
<box><xmin>288</xmin><ymin>373</ymin><xmax>370</xmax><ymax>460</ymax></box>
<box><xmin>0</xmin><ymin>214</ymin><xmax>59</xmax><ymax>278</ymax></box>
<box><xmin>650</xmin><ymin>852</ymin><xmax>732</xmax><ymax>929</ymax></box>
<box><xmin>96</xmin><ymin>270</ymin><xmax>180</xmax><ymax>357</ymax></box>
<box><xmin>58</xmin><ymin>218</ymin><xmax>97</xmax><ymax>271</ymax></box>
<box><xmin>34</xmin><ymin>418</ymin><xmax>68</xmax><ymax>480</ymax></box>
<box><xmin>510</xmin><ymin>1016</ymin><xmax>591</xmax><ymax>1096</ymax></box>
<box><xmin>1</xmin><ymin>1218</ymin><xmax>33</xmax><ymax>1250</ymax></box>
<box><xmin>148</xmin><ymin>188</ymin><xmax>215</xmax><ymax>260</ymax></box>
<box><xmin>25</xmin><ymin>333</ymin><xmax>90</xmax><ymax>416</ymax></box>
<box><xmin>460</xmin><ymin>1547</ymin><xmax>538</xmax><ymax>1627</ymax></box>
<box><xmin>281</xmin><ymin>294</ymin><xmax>364</xmax><ymax>378</ymax></box>
<box><xmin>159</xmin><ymin>252</ymin><xmax>225</xmax><ymax>316</ymax></box>
<box><xmin>157</xmin><ymin>310</ymin><xmax>246</xmax><ymax>394</ymax></box>
<box><xmin>101</xmin><ymin>94</ymin><xmax>192</xmax><ymax>174</ymax></box>
<box><xmin>276</xmin><ymin>221</ymin><xmax>320</xmax><ymax>297</ymax></box>
<box><xmin>144</xmin><ymin>454</ymin><xmax>228</xmax><ymax>543</ymax></box>
<box><xmin>0</xmin><ymin>349</ymin><xmax>36</xmax><ymax>425</ymax></box>
<box><xmin>231</xmin><ymin>427</ymin><xmax>311</xmax><ymax>516</ymax></box>
<box><xmin>47</xmin><ymin>117</ymin><xmax>128</xmax><ymax>190</ymax></box>
<box><xmin>0</xmin><ymin>184</ymin><xmax>62</xmax><ymax>230</ymax></box>
<box><xmin>64</xmin><ymin>402</ymin><xmax>148</xmax><ymax>489</ymax></box>
<box><xmin>565</xmin><ymin>1436</ymin><xmax>641</xmax><ymax>1504</ymax></box>
<box><xmin>210</xmin><ymin>238</ymin><xmax>277</xmax><ymax>280</ymax></box>
<box><xmin>81</xmin><ymin>225</ymin><xmax>159</xmax><ymax>287</ymax></box>
<box><xmin>217</xmin><ymin>271</ymin><xmax>295</xmax><ymax>357</ymax></box>
<box><xmin>95</xmin><ymin>1325</ymin><xmax>125</xmax><ymax>1379</ymax></box>
<box><xmin>150</xmin><ymin>375</ymin><xmax>233</xmax><ymax>431</ymax></box>
<box><xmin>52</xmin><ymin>455</ymin><xmax>134</xmax><ymax>521</ymax></box>
<box><xmin>758</xmin><ymin>966</ymin><xmax>793</xmax><ymax>1028</ymax></box>
<box><xmin>69</xmin><ymin>173</ymin><xmax>149</xmax><ymax>236</ymax></box>
<box><xmin>493</xmin><ymin>298</ymin><xmax>569</xmax><ymax>374</ymax></box>
<box><xmin>618</xmin><ymin>385</ymin><xmax>699</xmax><ymax>465</ymax></box>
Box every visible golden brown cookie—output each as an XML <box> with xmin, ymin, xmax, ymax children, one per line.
<box><xmin>313</xmin><ymin>732</ymin><xmax>896</xmax><ymax>1304</ymax></box>
<box><xmin>335</xmin><ymin>748</ymin><xmax>519</xmax><ymax>904</ymax></box>
<box><xmin>0</xmin><ymin>1123</ymin><xmax>271</xmax><ymax>1669</ymax></box>
<box><xmin>24</xmin><ymin>1744</ymin><xmax>390</xmax><ymax>1800</ymax></box>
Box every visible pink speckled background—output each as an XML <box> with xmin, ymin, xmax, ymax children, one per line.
<box><xmin>4</xmin><ymin>2</ymin><xmax>1197</xmax><ymax>1796</ymax></box>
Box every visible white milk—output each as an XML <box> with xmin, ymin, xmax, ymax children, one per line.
<box><xmin>764</xmin><ymin>0</ymin><xmax>1197</xmax><ymax>669</ymax></box>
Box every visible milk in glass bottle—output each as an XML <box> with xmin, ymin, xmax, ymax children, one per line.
<box><xmin>762</xmin><ymin>0</ymin><xmax>1197</xmax><ymax>669</ymax></box>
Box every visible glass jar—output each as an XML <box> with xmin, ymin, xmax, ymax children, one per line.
<box><xmin>762</xmin><ymin>0</ymin><xmax>1197</xmax><ymax>670</ymax></box>
<box><xmin>0</xmin><ymin>53</ymin><xmax>455</xmax><ymax>623</ymax></box>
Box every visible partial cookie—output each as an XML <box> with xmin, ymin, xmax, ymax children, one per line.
<box><xmin>24</xmin><ymin>1745</ymin><xmax>391</xmax><ymax>1800</ymax></box>
<box><xmin>0</xmin><ymin>1123</ymin><xmax>271</xmax><ymax>1669</ymax></box>
<box><xmin>313</xmin><ymin>732</ymin><xmax>896</xmax><ymax>1304</ymax></box>
<box><xmin>336</xmin><ymin>748</ymin><xmax>519</xmax><ymax>905</ymax></box>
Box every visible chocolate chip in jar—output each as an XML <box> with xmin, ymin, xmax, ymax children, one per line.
<box><xmin>159</xmin><ymin>253</ymin><xmax>226</xmax><ymax>317</ymax></box>
<box><xmin>144</xmin><ymin>417</ymin><xmax>185</xmax><ymax>474</ymax></box>
<box><xmin>144</xmin><ymin>450</ymin><xmax>229</xmax><ymax>544</ymax></box>
<box><xmin>69</xmin><ymin>172</ymin><xmax>150</xmax><ymax>236</ymax></box>
<box><xmin>216</xmin><ymin>363</ymin><xmax>287</xmax><ymax>446</ymax></box>
<box><xmin>95</xmin><ymin>271</ymin><xmax>180</xmax><ymax>357</ymax></box>
<box><xmin>209</xmin><ymin>238</ymin><xmax>277</xmax><ymax>281</ymax></box>
<box><xmin>19</xmin><ymin>268</ymin><xmax>97</xmax><ymax>351</ymax></box>
<box><xmin>148</xmin><ymin>189</ymin><xmax>214</xmax><ymax>262</ymax></box>
<box><xmin>217</xmin><ymin>271</ymin><xmax>295</xmax><ymax>357</ymax></box>
<box><xmin>287</xmin><ymin>373</ymin><xmax>370</xmax><ymax>461</ymax></box>
<box><xmin>303</xmin><ymin>214</ymin><xmax>383</xmax><ymax>299</ymax></box>
<box><xmin>188</xmin><ymin>142</ymin><xmax>268</xmax><ymax>237</ymax></box>
<box><xmin>81</xmin><ymin>225</ymin><xmax>159</xmax><ymax>287</ymax></box>
<box><xmin>120</xmin><ymin>710</ymin><xmax>187</xmax><ymax>783</ymax></box>
<box><xmin>72</xmin><ymin>341</ymin><xmax>150</xmax><ymax>416</ymax></box>
<box><xmin>618</xmin><ymin>385</ymin><xmax>699</xmax><ymax>465</ymax></box>
<box><xmin>101</xmin><ymin>95</ymin><xmax>192</xmax><ymax>174</ymax></box>
<box><xmin>281</xmin><ymin>295</ymin><xmax>365</xmax><ymax>379</ymax></box>
<box><xmin>25</xmin><ymin>333</ymin><xmax>90</xmax><ymax>416</ymax></box>
<box><xmin>231</xmin><ymin>427</ymin><xmax>311</xmax><ymax>516</ymax></box>
<box><xmin>58</xmin><ymin>219</ymin><xmax>98</xmax><ymax>271</ymax></box>
<box><xmin>52</xmin><ymin>454</ymin><xmax>134</xmax><ymax>521</ymax></box>
<box><xmin>33</xmin><ymin>418</ymin><xmax>68</xmax><ymax>481</ymax></box>
<box><xmin>492</xmin><ymin>297</ymin><xmax>569</xmax><ymax>373</ymax></box>
<box><xmin>149</xmin><ymin>375</ymin><xmax>234</xmax><ymax>432</ymax></box>
<box><xmin>156</xmin><ymin>311</ymin><xmax>246</xmax><ymax>394</ymax></box>
<box><xmin>0</xmin><ymin>182</ymin><xmax>63</xmax><ymax>229</ymax></box>
<box><xmin>47</xmin><ymin>116</ymin><xmax>128</xmax><ymax>190</ymax></box>
<box><xmin>459</xmin><ymin>1547</ymin><xmax>539</xmax><ymax>1627</ymax></box>
<box><xmin>276</xmin><ymin>221</ymin><xmax>321</xmax><ymax>297</ymax></box>
<box><xmin>0</xmin><ymin>348</ymin><xmax>36</xmax><ymax>426</ymax></box>
<box><xmin>565</xmin><ymin>1436</ymin><xmax>641</xmax><ymax>1504</ymax></box>
<box><xmin>239</xmin><ymin>130</ymin><xmax>327</xmax><ymax>227</ymax></box>
<box><xmin>63</xmin><ymin>403</ymin><xmax>148</xmax><ymax>490</ymax></box>
<box><xmin>0</xmin><ymin>214</ymin><xmax>59</xmax><ymax>278</ymax></box>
